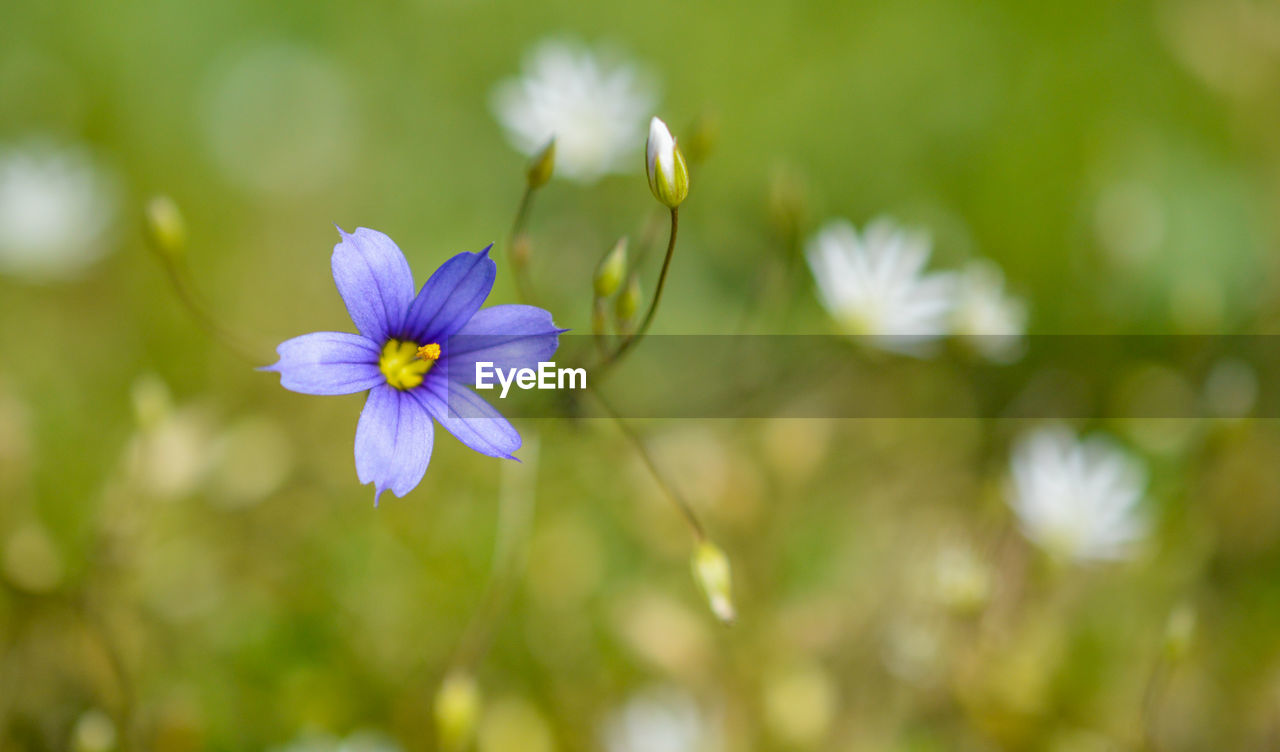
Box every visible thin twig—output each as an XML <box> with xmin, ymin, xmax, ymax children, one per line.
<box><xmin>151</xmin><ymin>248</ymin><xmax>262</xmax><ymax>364</ymax></box>
<box><xmin>591</xmin><ymin>389</ymin><xmax>705</xmax><ymax>542</ymax></box>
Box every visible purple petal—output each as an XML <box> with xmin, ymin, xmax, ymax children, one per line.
<box><xmin>332</xmin><ymin>227</ymin><xmax>416</xmax><ymax>343</ymax></box>
<box><xmin>413</xmin><ymin>371</ymin><xmax>521</xmax><ymax>459</ymax></box>
<box><xmin>354</xmin><ymin>385</ymin><xmax>434</xmax><ymax>504</ymax></box>
<box><xmin>401</xmin><ymin>247</ymin><xmax>497</xmax><ymax>344</ymax></box>
<box><xmin>443</xmin><ymin>304</ymin><xmax>565</xmax><ymax>385</ymax></box>
<box><xmin>262</xmin><ymin>332</ymin><xmax>383</xmax><ymax>395</ymax></box>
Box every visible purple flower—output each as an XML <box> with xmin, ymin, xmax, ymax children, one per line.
<box><xmin>264</xmin><ymin>227</ymin><xmax>563</xmax><ymax>503</ymax></box>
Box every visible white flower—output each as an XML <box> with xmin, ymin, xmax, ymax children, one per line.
<box><xmin>0</xmin><ymin>141</ymin><xmax>117</xmax><ymax>281</ymax></box>
<box><xmin>805</xmin><ymin>217</ymin><xmax>955</xmax><ymax>354</ymax></box>
<box><xmin>645</xmin><ymin>117</ymin><xmax>688</xmax><ymax>207</ymax></box>
<box><xmin>1007</xmin><ymin>425</ymin><xmax>1149</xmax><ymax>562</ymax></box>
<box><xmin>603</xmin><ymin>687</ymin><xmax>716</xmax><ymax>752</ymax></box>
<box><xmin>951</xmin><ymin>259</ymin><xmax>1028</xmax><ymax>362</ymax></box>
<box><xmin>492</xmin><ymin>40</ymin><xmax>656</xmax><ymax>183</ymax></box>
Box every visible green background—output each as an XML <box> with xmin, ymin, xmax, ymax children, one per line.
<box><xmin>2</xmin><ymin>0</ymin><xmax>1279</xmax><ymax>749</ymax></box>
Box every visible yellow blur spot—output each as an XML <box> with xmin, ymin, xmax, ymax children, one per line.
<box><xmin>417</xmin><ymin>342</ymin><xmax>441</xmax><ymax>361</ymax></box>
<box><xmin>380</xmin><ymin>339</ymin><xmax>433</xmax><ymax>390</ymax></box>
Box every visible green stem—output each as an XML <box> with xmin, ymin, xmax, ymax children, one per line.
<box><xmin>150</xmin><ymin>246</ymin><xmax>261</xmax><ymax>364</ymax></box>
<box><xmin>507</xmin><ymin>184</ymin><xmax>538</xmax><ymax>305</ymax></box>
<box><xmin>591</xmin><ymin>389</ymin><xmax>705</xmax><ymax>542</ymax></box>
<box><xmin>596</xmin><ymin>207</ymin><xmax>679</xmax><ymax>373</ymax></box>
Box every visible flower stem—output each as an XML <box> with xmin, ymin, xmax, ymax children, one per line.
<box><xmin>507</xmin><ymin>184</ymin><xmax>538</xmax><ymax>305</ymax></box>
<box><xmin>596</xmin><ymin>207</ymin><xmax>679</xmax><ymax>373</ymax></box>
<box><xmin>591</xmin><ymin>389</ymin><xmax>706</xmax><ymax>542</ymax></box>
<box><xmin>149</xmin><ymin>244</ymin><xmax>262</xmax><ymax>364</ymax></box>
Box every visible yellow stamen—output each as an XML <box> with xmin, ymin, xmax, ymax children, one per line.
<box><xmin>417</xmin><ymin>342</ymin><xmax>441</xmax><ymax>361</ymax></box>
<box><xmin>380</xmin><ymin>339</ymin><xmax>433</xmax><ymax>390</ymax></box>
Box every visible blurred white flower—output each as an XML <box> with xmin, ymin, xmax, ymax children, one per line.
<box><xmin>124</xmin><ymin>403</ymin><xmax>217</xmax><ymax>500</ymax></box>
<box><xmin>951</xmin><ymin>259</ymin><xmax>1028</xmax><ymax>362</ymax></box>
<box><xmin>208</xmin><ymin>416</ymin><xmax>294</xmax><ymax>507</ymax></box>
<box><xmin>806</xmin><ymin>217</ymin><xmax>955</xmax><ymax>354</ymax></box>
<box><xmin>1007</xmin><ymin>425</ymin><xmax>1149</xmax><ymax>563</ymax></box>
<box><xmin>492</xmin><ymin>40</ymin><xmax>655</xmax><ymax>182</ymax></box>
<box><xmin>0</xmin><ymin>141</ymin><xmax>117</xmax><ymax>281</ymax></box>
<box><xmin>603</xmin><ymin>687</ymin><xmax>716</xmax><ymax>752</ymax></box>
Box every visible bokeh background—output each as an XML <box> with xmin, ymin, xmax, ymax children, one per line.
<box><xmin>3</xmin><ymin>0</ymin><xmax>1280</xmax><ymax>749</ymax></box>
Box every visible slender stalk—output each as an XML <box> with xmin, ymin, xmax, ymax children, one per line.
<box><xmin>150</xmin><ymin>247</ymin><xmax>261</xmax><ymax>364</ymax></box>
<box><xmin>597</xmin><ymin>207</ymin><xmax>679</xmax><ymax>372</ymax></box>
<box><xmin>629</xmin><ymin>207</ymin><xmax>679</xmax><ymax>346</ymax></box>
<box><xmin>591</xmin><ymin>389</ymin><xmax>705</xmax><ymax>542</ymax></box>
<box><xmin>507</xmin><ymin>184</ymin><xmax>538</xmax><ymax>305</ymax></box>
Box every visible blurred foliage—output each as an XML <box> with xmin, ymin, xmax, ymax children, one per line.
<box><xmin>3</xmin><ymin>0</ymin><xmax>1280</xmax><ymax>750</ymax></box>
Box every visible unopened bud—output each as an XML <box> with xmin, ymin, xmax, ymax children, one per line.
<box><xmin>594</xmin><ymin>238</ymin><xmax>628</xmax><ymax>298</ymax></box>
<box><xmin>614</xmin><ymin>274</ymin><xmax>641</xmax><ymax>334</ymax></box>
<box><xmin>144</xmin><ymin>195</ymin><xmax>186</xmax><ymax>260</ymax></box>
<box><xmin>1163</xmin><ymin>603</ymin><xmax>1196</xmax><ymax>662</ymax></box>
<box><xmin>692</xmin><ymin>540</ymin><xmax>735</xmax><ymax>624</ymax></box>
<box><xmin>683</xmin><ymin>112</ymin><xmax>719</xmax><ymax>165</ymax></box>
<box><xmin>435</xmin><ymin>671</ymin><xmax>481</xmax><ymax>752</ymax></box>
<box><xmin>527</xmin><ymin>138</ymin><xmax>556</xmax><ymax>188</ymax></box>
<box><xmin>645</xmin><ymin>117</ymin><xmax>689</xmax><ymax>209</ymax></box>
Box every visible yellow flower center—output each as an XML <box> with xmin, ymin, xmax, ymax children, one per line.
<box><xmin>379</xmin><ymin>339</ymin><xmax>439</xmax><ymax>390</ymax></box>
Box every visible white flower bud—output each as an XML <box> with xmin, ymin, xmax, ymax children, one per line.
<box><xmin>645</xmin><ymin>117</ymin><xmax>689</xmax><ymax>209</ymax></box>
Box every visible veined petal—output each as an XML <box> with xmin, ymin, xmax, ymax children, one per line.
<box><xmin>402</xmin><ymin>247</ymin><xmax>497</xmax><ymax>344</ymax></box>
<box><xmin>415</xmin><ymin>372</ymin><xmax>521</xmax><ymax>459</ymax></box>
<box><xmin>354</xmin><ymin>385</ymin><xmax>434</xmax><ymax>504</ymax></box>
<box><xmin>262</xmin><ymin>332</ymin><xmax>383</xmax><ymax>395</ymax></box>
<box><xmin>442</xmin><ymin>304</ymin><xmax>565</xmax><ymax>385</ymax></box>
<box><xmin>332</xmin><ymin>227</ymin><xmax>416</xmax><ymax>342</ymax></box>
